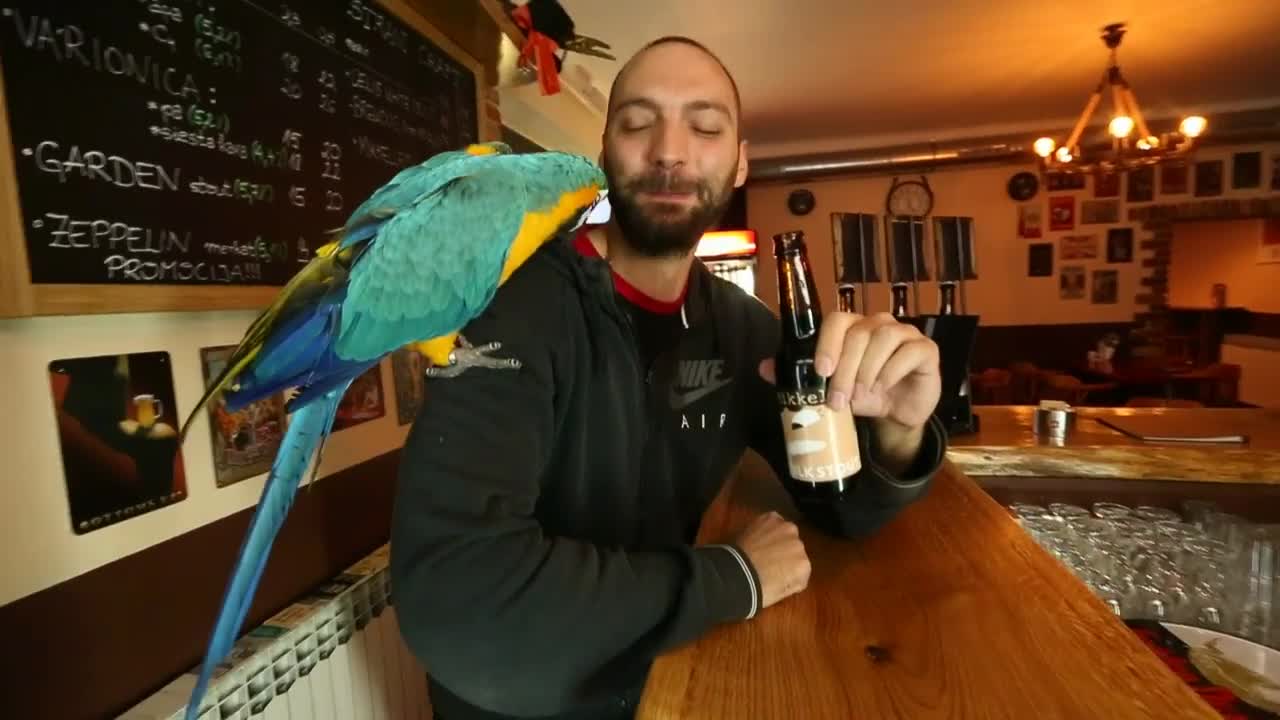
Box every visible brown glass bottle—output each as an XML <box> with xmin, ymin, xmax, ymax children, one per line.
<box><xmin>939</xmin><ymin>282</ymin><xmax>957</xmax><ymax>315</ymax></box>
<box><xmin>890</xmin><ymin>284</ymin><xmax>910</xmax><ymax>318</ymax></box>
<box><xmin>773</xmin><ymin>231</ymin><xmax>862</xmax><ymax>500</ymax></box>
<box><xmin>837</xmin><ymin>283</ymin><xmax>856</xmax><ymax>313</ymax></box>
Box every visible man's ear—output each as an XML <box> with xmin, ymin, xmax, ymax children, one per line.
<box><xmin>734</xmin><ymin>139</ymin><xmax>750</xmax><ymax>188</ymax></box>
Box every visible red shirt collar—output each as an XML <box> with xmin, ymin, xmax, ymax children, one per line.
<box><xmin>573</xmin><ymin>230</ymin><xmax>687</xmax><ymax>315</ymax></box>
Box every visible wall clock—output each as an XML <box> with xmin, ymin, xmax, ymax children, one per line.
<box><xmin>1007</xmin><ymin>171</ymin><xmax>1039</xmax><ymax>201</ymax></box>
<box><xmin>886</xmin><ymin>176</ymin><xmax>934</xmax><ymax>217</ymax></box>
<box><xmin>787</xmin><ymin>188</ymin><xmax>815</xmax><ymax>215</ymax></box>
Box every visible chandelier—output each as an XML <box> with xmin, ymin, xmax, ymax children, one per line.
<box><xmin>1033</xmin><ymin>23</ymin><xmax>1206</xmax><ymax>174</ymax></box>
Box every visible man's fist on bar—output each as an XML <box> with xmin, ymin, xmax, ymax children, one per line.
<box><xmin>735</xmin><ymin>511</ymin><xmax>812</xmax><ymax>609</ymax></box>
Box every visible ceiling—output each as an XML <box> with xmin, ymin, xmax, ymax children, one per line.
<box><xmin>558</xmin><ymin>0</ymin><xmax>1280</xmax><ymax>157</ymax></box>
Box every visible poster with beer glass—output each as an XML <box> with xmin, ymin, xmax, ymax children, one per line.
<box><xmin>199</xmin><ymin>345</ymin><xmax>289</xmax><ymax>488</ymax></box>
<box><xmin>47</xmin><ymin>351</ymin><xmax>188</xmax><ymax>534</ymax></box>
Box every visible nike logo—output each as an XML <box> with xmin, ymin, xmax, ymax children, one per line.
<box><xmin>669</xmin><ymin>376</ymin><xmax>733</xmax><ymax>410</ymax></box>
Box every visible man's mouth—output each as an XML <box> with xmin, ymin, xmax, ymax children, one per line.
<box><xmin>640</xmin><ymin>190</ymin><xmax>696</xmax><ymax>203</ymax></box>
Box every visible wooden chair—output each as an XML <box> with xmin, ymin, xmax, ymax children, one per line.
<box><xmin>1173</xmin><ymin>362</ymin><xmax>1242</xmax><ymax>406</ymax></box>
<box><xmin>1039</xmin><ymin>372</ymin><xmax>1118</xmax><ymax>406</ymax></box>
<box><xmin>1008</xmin><ymin>362</ymin><xmax>1041</xmax><ymax>405</ymax></box>
<box><xmin>970</xmin><ymin>368</ymin><xmax>1013</xmax><ymax>405</ymax></box>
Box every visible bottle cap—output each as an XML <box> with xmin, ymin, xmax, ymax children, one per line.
<box><xmin>772</xmin><ymin>231</ymin><xmax>806</xmax><ymax>256</ymax></box>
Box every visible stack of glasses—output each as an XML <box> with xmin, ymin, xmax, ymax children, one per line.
<box><xmin>1009</xmin><ymin>500</ymin><xmax>1279</xmax><ymax>649</ymax></box>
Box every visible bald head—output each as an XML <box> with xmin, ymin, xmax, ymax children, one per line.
<box><xmin>607</xmin><ymin>36</ymin><xmax>742</xmax><ymax>132</ymax></box>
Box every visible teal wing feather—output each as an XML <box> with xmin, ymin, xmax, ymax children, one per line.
<box><xmin>336</xmin><ymin>162</ymin><xmax>529</xmax><ymax>360</ymax></box>
<box><xmin>338</xmin><ymin>143</ymin><xmax>513</xmax><ymax>248</ymax></box>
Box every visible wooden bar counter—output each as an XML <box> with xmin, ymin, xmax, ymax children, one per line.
<box><xmin>949</xmin><ymin>405</ymin><xmax>1280</xmax><ymax>484</ymax></box>
<box><xmin>635</xmin><ymin>405</ymin><xmax>1280</xmax><ymax>719</ymax></box>
<box><xmin>637</xmin><ymin>458</ymin><xmax>1219</xmax><ymax>719</ymax></box>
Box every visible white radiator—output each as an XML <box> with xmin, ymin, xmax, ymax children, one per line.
<box><xmin>120</xmin><ymin>544</ymin><xmax>433</xmax><ymax>720</ymax></box>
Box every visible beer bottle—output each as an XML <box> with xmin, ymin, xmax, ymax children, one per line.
<box><xmin>836</xmin><ymin>283</ymin><xmax>856</xmax><ymax>313</ymax></box>
<box><xmin>890</xmin><ymin>283</ymin><xmax>910</xmax><ymax>318</ymax></box>
<box><xmin>939</xmin><ymin>282</ymin><xmax>957</xmax><ymax>315</ymax></box>
<box><xmin>773</xmin><ymin>231</ymin><xmax>861</xmax><ymax>500</ymax></box>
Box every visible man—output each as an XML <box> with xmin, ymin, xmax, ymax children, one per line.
<box><xmin>391</xmin><ymin>36</ymin><xmax>947</xmax><ymax>720</ymax></box>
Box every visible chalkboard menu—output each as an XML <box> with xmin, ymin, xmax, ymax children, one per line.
<box><xmin>0</xmin><ymin>0</ymin><xmax>477</xmax><ymax>286</ymax></box>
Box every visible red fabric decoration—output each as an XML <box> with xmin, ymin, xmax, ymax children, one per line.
<box><xmin>511</xmin><ymin>4</ymin><xmax>561</xmax><ymax>96</ymax></box>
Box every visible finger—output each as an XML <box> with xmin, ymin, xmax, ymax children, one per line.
<box><xmin>826</xmin><ymin>321</ymin><xmax>872</xmax><ymax>410</ymax></box>
<box><xmin>758</xmin><ymin>358</ymin><xmax>776</xmax><ymax>384</ymax></box>
<box><xmin>812</xmin><ymin>311</ymin><xmax>858</xmax><ymax>377</ymax></box>
<box><xmin>876</xmin><ymin>338</ymin><xmax>940</xmax><ymax>392</ymax></box>
<box><xmin>855</xmin><ymin>321</ymin><xmax>920</xmax><ymax>393</ymax></box>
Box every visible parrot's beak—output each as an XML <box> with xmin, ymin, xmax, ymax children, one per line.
<box><xmin>576</xmin><ymin>189</ymin><xmax>611</xmax><ymax>230</ymax></box>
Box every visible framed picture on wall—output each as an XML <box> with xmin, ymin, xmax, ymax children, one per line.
<box><xmin>332</xmin><ymin>364</ymin><xmax>386</xmax><ymax>432</ymax></box>
<box><xmin>1081</xmin><ymin>200</ymin><xmax>1120</xmax><ymax>225</ymax></box>
<box><xmin>1049</xmin><ymin>196</ymin><xmax>1075</xmax><ymax>231</ymax></box>
<box><xmin>391</xmin><ymin>346</ymin><xmax>429</xmax><ymax>425</ymax></box>
<box><xmin>1196</xmin><ymin>160</ymin><xmax>1224</xmax><ymax>197</ymax></box>
<box><xmin>1017</xmin><ymin>204</ymin><xmax>1042</xmax><ymax>239</ymax></box>
<box><xmin>1047</xmin><ymin>173</ymin><xmax>1086</xmax><ymax>191</ymax></box>
<box><xmin>1060</xmin><ymin>266</ymin><xmax>1085</xmax><ymax>300</ymax></box>
<box><xmin>1259</xmin><ymin>218</ymin><xmax>1280</xmax><ymax>265</ymax></box>
<box><xmin>1060</xmin><ymin>234</ymin><xmax>1098</xmax><ymax>260</ymax></box>
<box><xmin>1127</xmin><ymin>165</ymin><xmax>1155</xmax><ymax>203</ymax></box>
<box><xmin>47</xmin><ymin>351</ymin><xmax>189</xmax><ymax>534</ymax></box>
<box><xmin>200</xmin><ymin>345</ymin><xmax>289</xmax><ymax>488</ymax></box>
<box><xmin>1028</xmin><ymin>243</ymin><xmax>1053</xmax><ymax>277</ymax></box>
<box><xmin>1091</xmin><ymin>269</ymin><xmax>1119</xmax><ymax>304</ymax></box>
<box><xmin>1233</xmin><ymin>151</ymin><xmax>1262</xmax><ymax>189</ymax></box>
<box><xmin>1107</xmin><ymin>228</ymin><xmax>1134</xmax><ymax>263</ymax></box>
<box><xmin>1161</xmin><ymin>162</ymin><xmax>1189</xmax><ymax>195</ymax></box>
<box><xmin>1094</xmin><ymin>170</ymin><xmax>1120</xmax><ymax>198</ymax></box>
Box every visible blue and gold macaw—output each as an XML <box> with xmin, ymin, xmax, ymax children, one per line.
<box><xmin>176</xmin><ymin>141</ymin><xmax>606</xmax><ymax>720</ymax></box>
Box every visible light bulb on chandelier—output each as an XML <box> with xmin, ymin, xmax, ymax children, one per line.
<box><xmin>1032</xmin><ymin>23</ymin><xmax>1206</xmax><ymax>174</ymax></box>
<box><xmin>1109</xmin><ymin>115</ymin><xmax>1134</xmax><ymax>138</ymax></box>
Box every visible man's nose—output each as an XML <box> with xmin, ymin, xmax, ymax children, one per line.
<box><xmin>648</xmin><ymin>121</ymin><xmax>688</xmax><ymax>170</ymax></box>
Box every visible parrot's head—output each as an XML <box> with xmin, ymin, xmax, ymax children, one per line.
<box><xmin>518</xmin><ymin>151</ymin><xmax>610</xmax><ymax>240</ymax></box>
<box><xmin>464</xmin><ymin>141</ymin><xmax>514</xmax><ymax>156</ymax></box>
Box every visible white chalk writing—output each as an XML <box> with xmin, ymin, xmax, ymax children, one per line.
<box><xmin>189</xmin><ymin>176</ymin><xmax>274</xmax><ymax>205</ymax></box>
<box><xmin>352</xmin><ymin>135</ymin><xmax>411</xmax><ymax>167</ymax></box>
<box><xmin>10</xmin><ymin>11</ymin><xmax>201</xmax><ymax>100</ymax></box>
<box><xmin>31</xmin><ymin>141</ymin><xmax>181</xmax><ymax>190</ymax></box>
<box><xmin>104</xmin><ymin>254</ymin><xmax>262</xmax><ymax>283</ymax></box>
<box><xmin>148</xmin><ymin>125</ymin><xmax>247</xmax><ymax>160</ymax></box>
<box><xmin>320</xmin><ymin>140</ymin><xmax>341</xmax><ymax>181</ymax></box>
<box><xmin>204</xmin><ymin>237</ymin><xmax>286</xmax><ymax>262</ymax></box>
<box><xmin>347</xmin><ymin>0</ymin><xmax>408</xmax><ymax>52</ymax></box>
<box><xmin>350</xmin><ymin>95</ymin><xmax>430</xmax><ymax>142</ymax></box>
<box><xmin>41</xmin><ymin>212</ymin><xmax>191</xmax><ymax>253</ymax></box>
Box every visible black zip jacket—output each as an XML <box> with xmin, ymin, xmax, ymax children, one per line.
<box><xmin>390</xmin><ymin>234</ymin><xmax>947</xmax><ymax>720</ymax></box>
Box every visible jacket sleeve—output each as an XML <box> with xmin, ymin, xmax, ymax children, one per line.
<box><xmin>389</xmin><ymin>261</ymin><xmax>761</xmax><ymax>717</ymax></box>
<box><xmin>741</xmin><ymin>304</ymin><xmax>947</xmax><ymax>539</ymax></box>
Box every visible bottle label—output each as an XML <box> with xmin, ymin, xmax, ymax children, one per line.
<box><xmin>777</xmin><ymin>391</ymin><xmax>862</xmax><ymax>482</ymax></box>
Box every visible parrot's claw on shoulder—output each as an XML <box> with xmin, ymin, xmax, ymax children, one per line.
<box><xmin>425</xmin><ymin>336</ymin><xmax>521</xmax><ymax>378</ymax></box>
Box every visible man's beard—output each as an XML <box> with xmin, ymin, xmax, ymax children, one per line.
<box><xmin>604</xmin><ymin>158</ymin><xmax>736</xmax><ymax>258</ymax></box>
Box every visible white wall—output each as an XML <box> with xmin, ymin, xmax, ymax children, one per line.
<box><xmin>0</xmin><ymin>310</ymin><xmax>410</xmax><ymax>607</ymax></box>
<box><xmin>495</xmin><ymin>35</ymin><xmax>604</xmax><ymax>157</ymax></box>
<box><xmin>1170</xmin><ymin>219</ymin><xmax>1280</xmax><ymax>312</ymax></box>
<box><xmin>1221</xmin><ymin>337</ymin><xmax>1280</xmax><ymax>408</ymax></box>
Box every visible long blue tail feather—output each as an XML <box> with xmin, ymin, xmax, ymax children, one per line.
<box><xmin>223</xmin><ymin>298</ymin><xmax>348</xmax><ymax>412</ymax></box>
<box><xmin>183</xmin><ymin>387</ymin><xmax>348</xmax><ymax>720</ymax></box>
